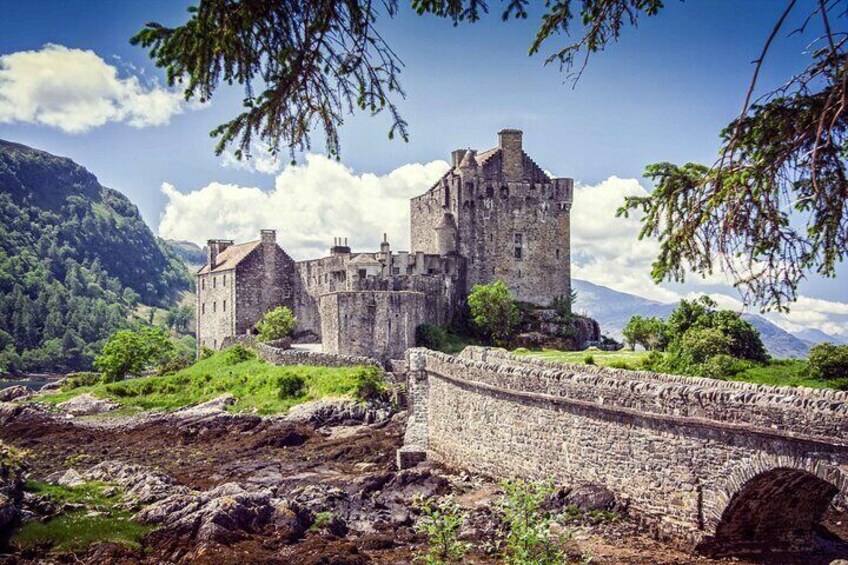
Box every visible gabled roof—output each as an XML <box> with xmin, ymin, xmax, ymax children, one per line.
<box><xmin>348</xmin><ymin>253</ymin><xmax>381</xmax><ymax>265</ymax></box>
<box><xmin>197</xmin><ymin>240</ymin><xmax>261</xmax><ymax>274</ymax></box>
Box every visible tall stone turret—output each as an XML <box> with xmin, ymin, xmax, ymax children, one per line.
<box><xmin>410</xmin><ymin>129</ymin><xmax>573</xmax><ymax>306</ymax></box>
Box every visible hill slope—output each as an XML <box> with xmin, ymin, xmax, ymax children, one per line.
<box><xmin>572</xmin><ymin>279</ymin><xmax>812</xmax><ymax>359</ymax></box>
<box><xmin>0</xmin><ymin>140</ymin><xmax>191</xmax><ymax>373</ymax></box>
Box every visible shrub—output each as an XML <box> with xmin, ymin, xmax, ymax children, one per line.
<box><xmin>62</xmin><ymin>372</ymin><xmax>102</xmax><ymax>391</ymax></box>
<box><xmin>416</xmin><ymin>324</ymin><xmax>448</xmax><ymax>350</ymax></box>
<box><xmin>808</xmin><ymin>343</ymin><xmax>848</xmax><ymax>380</ymax></box>
<box><xmin>679</xmin><ymin>326</ymin><xmax>733</xmax><ymax>364</ymax></box>
<box><xmin>224</xmin><ymin>344</ymin><xmax>255</xmax><ymax>365</ymax></box>
<box><xmin>255</xmin><ymin>306</ymin><xmax>298</xmax><ymax>342</ymax></box>
<box><xmin>353</xmin><ymin>366</ymin><xmax>388</xmax><ymax>401</ymax></box>
<box><xmin>497</xmin><ymin>479</ymin><xmax>568</xmax><ymax>565</ymax></box>
<box><xmin>640</xmin><ymin>350</ymin><xmax>664</xmax><ymax>371</ymax></box>
<box><xmin>199</xmin><ymin>346</ymin><xmax>215</xmax><ymax>360</ymax></box>
<box><xmin>276</xmin><ymin>373</ymin><xmax>306</xmax><ymax>398</ymax></box>
<box><xmin>582</xmin><ymin>354</ymin><xmax>595</xmax><ymax>365</ymax></box>
<box><xmin>699</xmin><ymin>354</ymin><xmax>738</xmax><ymax>380</ymax></box>
<box><xmin>468</xmin><ymin>281</ymin><xmax>521</xmax><ymax>346</ymax></box>
<box><xmin>95</xmin><ymin>327</ymin><xmax>173</xmax><ymax>383</ymax></box>
<box><xmin>156</xmin><ymin>354</ymin><xmax>193</xmax><ymax>376</ymax></box>
<box><xmin>412</xmin><ymin>494</ymin><xmax>469</xmax><ymax>565</ymax></box>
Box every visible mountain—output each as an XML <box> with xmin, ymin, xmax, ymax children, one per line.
<box><xmin>792</xmin><ymin>327</ymin><xmax>848</xmax><ymax>346</ymax></box>
<box><xmin>165</xmin><ymin>239</ymin><xmax>206</xmax><ymax>268</ymax></box>
<box><xmin>0</xmin><ymin>139</ymin><xmax>191</xmax><ymax>373</ymax></box>
<box><xmin>572</xmin><ymin>279</ymin><xmax>811</xmax><ymax>359</ymax></box>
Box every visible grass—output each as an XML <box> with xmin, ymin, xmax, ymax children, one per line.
<box><xmin>39</xmin><ymin>349</ymin><xmax>375</xmax><ymax>416</ymax></box>
<box><xmin>514</xmin><ymin>348</ymin><xmax>848</xmax><ymax>390</ymax></box>
<box><xmin>10</xmin><ymin>481</ymin><xmax>155</xmax><ymax>553</ymax></box>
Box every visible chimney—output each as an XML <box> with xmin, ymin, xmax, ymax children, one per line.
<box><xmin>207</xmin><ymin>240</ymin><xmax>220</xmax><ymax>269</ymax></box>
<box><xmin>451</xmin><ymin>149</ymin><xmax>467</xmax><ymax>168</ymax></box>
<box><xmin>380</xmin><ymin>233</ymin><xmax>390</xmax><ymax>254</ymax></box>
<box><xmin>260</xmin><ymin>229</ymin><xmax>276</xmax><ymax>247</ymax></box>
<box><xmin>498</xmin><ymin>128</ymin><xmax>523</xmax><ymax>182</ymax></box>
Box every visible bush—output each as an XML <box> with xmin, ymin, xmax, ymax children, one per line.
<box><xmin>699</xmin><ymin>354</ymin><xmax>740</xmax><ymax>380</ymax></box>
<box><xmin>416</xmin><ymin>324</ymin><xmax>448</xmax><ymax>350</ymax></box>
<box><xmin>412</xmin><ymin>494</ymin><xmax>469</xmax><ymax>565</ymax></box>
<box><xmin>199</xmin><ymin>346</ymin><xmax>215</xmax><ymax>360</ymax></box>
<box><xmin>156</xmin><ymin>354</ymin><xmax>194</xmax><ymax>376</ymax></box>
<box><xmin>94</xmin><ymin>327</ymin><xmax>173</xmax><ymax>383</ymax></box>
<box><xmin>583</xmin><ymin>354</ymin><xmax>595</xmax><ymax>365</ymax></box>
<box><xmin>808</xmin><ymin>343</ymin><xmax>848</xmax><ymax>380</ymax></box>
<box><xmin>62</xmin><ymin>372</ymin><xmax>102</xmax><ymax>391</ymax></box>
<box><xmin>255</xmin><ymin>307</ymin><xmax>298</xmax><ymax>342</ymax></box>
<box><xmin>224</xmin><ymin>344</ymin><xmax>255</xmax><ymax>365</ymax></box>
<box><xmin>497</xmin><ymin>479</ymin><xmax>568</xmax><ymax>565</ymax></box>
<box><xmin>640</xmin><ymin>350</ymin><xmax>664</xmax><ymax>371</ymax></box>
<box><xmin>276</xmin><ymin>373</ymin><xmax>306</xmax><ymax>398</ymax></box>
<box><xmin>353</xmin><ymin>366</ymin><xmax>388</xmax><ymax>401</ymax></box>
<box><xmin>468</xmin><ymin>281</ymin><xmax>521</xmax><ymax>346</ymax></box>
<box><xmin>679</xmin><ymin>326</ymin><xmax>733</xmax><ymax>364</ymax></box>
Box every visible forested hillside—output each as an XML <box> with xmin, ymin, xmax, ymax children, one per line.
<box><xmin>0</xmin><ymin>140</ymin><xmax>191</xmax><ymax>373</ymax></box>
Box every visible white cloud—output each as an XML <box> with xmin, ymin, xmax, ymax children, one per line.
<box><xmin>570</xmin><ymin>176</ymin><xmax>682</xmax><ymax>302</ymax></box>
<box><xmin>0</xmin><ymin>44</ymin><xmax>191</xmax><ymax>133</ymax></box>
<box><xmin>158</xmin><ymin>154</ymin><xmax>450</xmax><ymax>259</ymax></box>
<box><xmin>221</xmin><ymin>142</ymin><xmax>284</xmax><ymax>175</ymax></box>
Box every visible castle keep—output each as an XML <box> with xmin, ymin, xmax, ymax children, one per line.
<box><xmin>196</xmin><ymin>130</ymin><xmax>573</xmax><ymax>358</ymax></box>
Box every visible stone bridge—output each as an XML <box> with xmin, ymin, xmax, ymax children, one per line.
<box><xmin>398</xmin><ymin>346</ymin><xmax>848</xmax><ymax>556</ymax></box>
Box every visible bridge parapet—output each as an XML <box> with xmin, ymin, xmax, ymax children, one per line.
<box><xmin>403</xmin><ymin>346</ymin><xmax>848</xmax><ymax>554</ymax></box>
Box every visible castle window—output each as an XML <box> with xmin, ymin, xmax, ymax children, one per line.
<box><xmin>486</xmin><ymin>186</ymin><xmax>494</xmax><ymax>198</ymax></box>
<box><xmin>213</xmin><ymin>301</ymin><xmax>217</xmax><ymax>313</ymax></box>
<box><xmin>223</xmin><ymin>274</ymin><xmax>226</xmax><ymax>287</ymax></box>
<box><xmin>392</xmin><ymin>267</ymin><xmax>400</xmax><ymax>275</ymax></box>
<box><xmin>514</xmin><ymin>233</ymin><xmax>523</xmax><ymax>260</ymax></box>
<box><xmin>444</xmin><ymin>186</ymin><xmax>451</xmax><ymax>208</ymax></box>
<box><xmin>201</xmin><ymin>303</ymin><xmax>205</xmax><ymax>314</ymax></box>
<box><xmin>358</xmin><ymin>269</ymin><xmax>367</xmax><ymax>280</ymax></box>
<box><xmin>514</xmin><ymin>247</ymin><xmax>523</xmax><ymax>260</ymax></box>
<box><xmin>556</xmin><ymin>248</ymin><xmax>560</xmax><ymax>260</ymax></box>
<box><xmin>501</xmin><ymin>186</ymin><xmax>509</xmax><ymax>198</ymax></box>
<box><xmin>201</xmin><ymin>278</ymin><xmax>205</xmax><ymax>290</ymax></box>
<box><xmin>407</xmin><ymin>266</ymin><xmax>414</xmax><ymax>274</ymax></box>
<box><xmin>213</xmin><ymin>276</ymin><xmax>216</xmax><ymax>288</ymax></box>
<box><xmin>223</xmin><ymin>300</ymin><xmax>226</xmax><ymax>312</ymax></box>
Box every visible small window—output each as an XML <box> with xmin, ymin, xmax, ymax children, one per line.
<box><xmin>358</xmin><ymin>269</ymin><xmax>367</xmax><ymax>280</ymax></box>
<box><xmin>392</xmin><ymin>267</ymin><xmax>400</xmax><ymax>275</ymax></box>
<box><xmin>514</xmin><ymin>247</ymin><xmax>523</xmax><ymax>260</ymax></box>
<box><xmin>201</xmin><ymin>278</ymin><xmax>205</xmax><ymax>290</ymax></box>
<box><xmin>407</xmin><ymin>266</ymin><xmax>414</xmax><ymax>274</ymax></box>
<box><xmin>556</xmin><ymin>248</ymin><xmax>560</xmax><ymax>260</ymax></box>
<box><xmin>223</xmin><ymin>274</ymin><xmax>226</xmax><ymax>287</ymax></box>
<box><xmin>201</xmin><ymin>303</ymin><xmax>205</xmax><ymax>314</ymax></box>
<box><xmin>213</xmin><ymin>276</ymin><xmax>216</xmax><ymax>288</ymax></box>
<box><xmin>213</xmin><ymin>301</ymin><xmax>217</xmax><ymax>313</ymax></box>
<box><xmin>223</xmin><ymin>300</ymin><xmax>226</xmax><ymax>312</ymax></box>
<box><xmin>514</xmin><ymin>233</ymin><xmax>523</xmax><ymax>245</ymax></box>
<box><xmin>213</xmin><ymin>339</ymin><xmax>217</xmax><ymax>349</ymax></box>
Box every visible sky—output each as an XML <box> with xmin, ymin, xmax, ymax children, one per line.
<box><xmin>0</xmin><ymin>0</ymin><xmax>846</xmax><ymax>337</ymax></box>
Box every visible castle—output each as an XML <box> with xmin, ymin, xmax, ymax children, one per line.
<box><xmin>196</xmin><ymin>129</ymin><xmax>574</xmax><ymax>359</ymax></box>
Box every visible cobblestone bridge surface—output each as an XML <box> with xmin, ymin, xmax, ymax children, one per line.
<box><xmin>399</xmin><ymin>346</ymin><xmax>848</xmax><ymax>555</ymax></box>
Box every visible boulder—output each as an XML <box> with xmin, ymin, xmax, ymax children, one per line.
<box><xmin>0</xmin><ymin>385</ymin><xmax>32</xmax><ymax>403</ymax></box>
<box><xmin>285</xmin><ymin>398</ymin><xmax>393</xmax><ymax>426</ymax></box>
<box><xmin>175</xmin><ymin>394</ymin><xmax>236</xmax><ymax>416</ymax></box>
<box><xmin>57</xmin><ymin>393</ymin><xmax>118</xmax><ymax>416</ymax></box>
<box><xmin>47</xmin><ymin>468</ymin><xmax>85</xmax><ymax>488</ymax></box>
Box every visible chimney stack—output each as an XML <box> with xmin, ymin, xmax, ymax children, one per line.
<box><xmin>260</xmin><ymin>229</ymin><xmax>276</xmax><ymax>247</ymax></box>
<box><xmin>498</xmin><ymin>128</ymin><xmax>524</xmax><ymax>182</ymax></box>
<box><xmin>207</xmin><ymin>240</ymin><xmax>219</xmax><ymax>269</ymax></box>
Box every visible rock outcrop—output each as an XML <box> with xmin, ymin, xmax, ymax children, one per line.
<box><xmin>57</xmin><ymin>393</ymin><xmax>118</xmax><ymax>416</ymax></box>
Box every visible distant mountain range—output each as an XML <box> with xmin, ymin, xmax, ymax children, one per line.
<box><xmin>573</xmin><ymin>279</ymin><xmax>846</xmax><ymax>359</ymax></box>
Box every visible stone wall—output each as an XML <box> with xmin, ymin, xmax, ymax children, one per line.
<box><xmin>403</xmin><ymin>347</ymin><xmax>848</xmax><ymax>552</ymax></box>
<box><xmin>255</xmin><ymin>343</ymin><xmax>381</xmax><ymax>369</ymax></box>
<box><xmin>196</xmin><ymin>270</ymin><xmax>236</xmax><ymax>350</ymax></box>
<box><xmin>320</xmin><ymin>291</ymin><xmax>431</xmax><ymax>361</ymax></box>
<box><xmin>235</xmin><ymin>245</ymin><xmax>296</xmax><ymax>337</ymax></box>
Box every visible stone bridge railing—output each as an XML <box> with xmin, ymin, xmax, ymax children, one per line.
<box><xmin>399</xmin><ymin>346</ymin><xmax>848</xmax><ymax>555</ymax></box>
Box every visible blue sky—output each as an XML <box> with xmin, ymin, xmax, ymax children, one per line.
<box><xmin>1</xmin><ymin>0</ymin><xmax>846</xmax><ymax>334</ymax></box>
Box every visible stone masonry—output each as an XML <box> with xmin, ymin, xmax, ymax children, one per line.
<box><xmin>401</xmin><ymin>346</ymin><xmax>848</xmax><ymax>555</ymax></box>
<box><xmin>197</xmin><ymin>129</ymin><xmax>572</xmax><ymax>358</ymax></box>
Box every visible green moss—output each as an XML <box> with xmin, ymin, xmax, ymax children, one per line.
<box><xmin>39</xmin><ymin>350</ymin><xmax>374</xmax><ymax>416</ymax></box>
<box><xmin>12</xmin><ymin>481</ymin><xmax>154</xmax><ymax>553</ymax></box>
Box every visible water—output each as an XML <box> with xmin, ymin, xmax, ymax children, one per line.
<box><xmin>0</xmin><ymin>373</ymin><xmax>63</xmax><ymax>391</ymax></box>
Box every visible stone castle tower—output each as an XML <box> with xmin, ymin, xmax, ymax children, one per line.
<box><xmin>410</xmin><ymin>129</ymin><xmax>573</xmax><ymax>305</ymax></box>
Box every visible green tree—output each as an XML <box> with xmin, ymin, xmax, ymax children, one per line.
<box><xmin>136</xmin><ymin>1</ymin><xmax>843</xmax><ymax>309</ymax></box>
<box><xmin>467</xmin><ymin>280</ymin><xmax>520</xmax><ymax>346</ymax></box>
<box><xmin>255</xmin><ymin>306</ymin><xmax>298</xmax><ymax>342</ymax></box>
<box><xmin>808</xmin><ymin>343</ymin><xmax>848</xmax><ymax>380</ymax></box>
<box><xmin>497</xmin><ymin>479</ymin><xmax>567</xmax><ymax>565</ymax></box>
<box><xmin>95</xmin><ymin>327</ymin><xmax>173</xmax><ymax>383</ymax></box>
<box><xmin>412</xmin><ymin>494</ymin><xmax>469</xmax><ymax>565</ymax></box>
<box><xmin>622</xmin><ymin>315</ymin><xmax>667</xmax><ymax>351</ymax></box>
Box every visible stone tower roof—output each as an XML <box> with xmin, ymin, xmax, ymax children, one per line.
<box><xmin>197</xmin><ymin>240</ymin><xmax>261</xmax><ymax>274</ymax></box>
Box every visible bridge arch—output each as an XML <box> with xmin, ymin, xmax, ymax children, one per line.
<box><xmin>702</xmin><ymin>455</ymin><xmax>846</xmax><ymax>555</ymax></box>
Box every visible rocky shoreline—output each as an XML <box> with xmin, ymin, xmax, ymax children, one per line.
<box><xmin>0</xmin><ymin>395</ymin><xmax>844</xmax><ymax>564</ymax></box>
